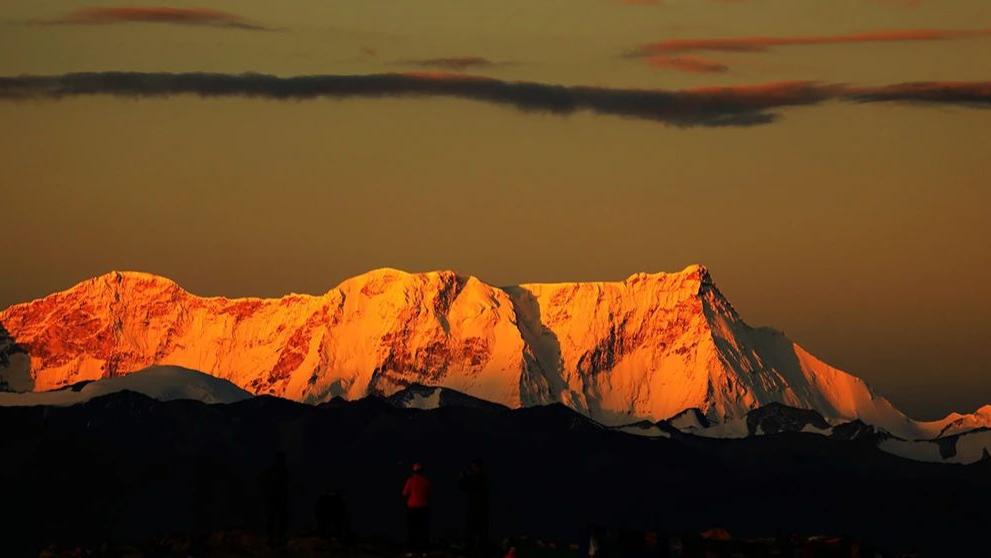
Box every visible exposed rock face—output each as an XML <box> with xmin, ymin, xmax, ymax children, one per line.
<box><xmin>0</xmin><ymin>322</ymin><xmax>30</xmax><ymax>391</ymax></box>
<box><xmin>745</xmin><ymin>402</ymin><xmax>832</xmax><ymax>436</ymax></box>
<box><xmin>0</xmin><ymin>265</ymin><xmax>983</xmax><ymax>437</ymax></box>
<box><xmin>830</xmin><ymin>420</ymin><xmax>885</xmax><ymax>443</ymax></box>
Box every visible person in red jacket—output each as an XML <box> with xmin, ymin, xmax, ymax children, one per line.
<box><xmin>402</xmin><ymin>462</ymin><xmax>431</xmax><ymax>556</ymax></box>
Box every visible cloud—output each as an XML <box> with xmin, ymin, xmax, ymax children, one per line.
<box><xmin>645</xmin><ymin>55</ymin><xmax>729</xmax><ymax>74</ymax></box>
<box><xmin>632</xmin><ymin>28</ymin><xmax>991</xmax><ymax>56</ymax></box>
<box><xmin>629</xmin><ymin>27</ymin><xmax>991</xmax><ymax>73</ymax></box>
<box><xmin>616</xmin><ymin>0</ymin><xmax>748</xmax><ymax>5</ymax></box>
<box><xmin>396</xmin><ymin>57</ymin><xmax>501</xmax><ymax>72</ymax></box>
<box><xmin>847</xmin><ymin>81</ymin><xmax>991</xmax><ymax>107</ymax></box>
<box><xmin>37</xmin><ymin>6</ymin><xmax>272</xmax><ymax>31</ymax></box>
<box><xmin>0</xmin><ymin>72</ymin><xmax>988</xmax><ymax>128</ymax></box>
<box><xmin>871</xmin><ymin>0</ymin><xmax>922</xmax><ymax>8</ymax></box>
<box><xmin>617</xmin><ymin>0</ymin><xmax>920</xmax><ymax>7</ymax></box>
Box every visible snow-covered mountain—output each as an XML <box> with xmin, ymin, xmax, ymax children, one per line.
<box><xmin>0</xmin><ymin>365</ymin><xmax>251</xmax><ymax>406</ymax></box>
<box><xmin>386</xmin><ymin>383</ymin><xmax>508</xmax><ymax>411</ymax></box>
<box><xmin>608</xmin><ymin>401</ymin><xmax>991</xmax><ymax>464</ymax></box>
<box><xmin>915</xmin><ymin>404</ymin><xmax>991</xmax><ymax>438</ymax></box>
<box><xmin>1</xmin><ymin>266</ymin><xmax>987</xmax><ymax>439</ymax></box>
<box><xmin>880</xmin><ymin>429</ymin><xmax>991</xmax><ymax>465</ymax></box>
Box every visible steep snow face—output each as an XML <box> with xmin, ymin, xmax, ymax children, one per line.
<box><xmin>0</xmin><ymin>266</ymin><xmax>982</xmax><ymax>436</ymax></box>
<box><xmin>509</xmin><ymin>266</ymin><xmax>920</xmax><ymax>436</ymax></box>
<box><xmin>0</xmin><ymin>365</ymin><xmax>251</xmax><ymax>406</ymax></box>
<box><xmin>694</xmin><ymin>286</ymin><xmax>923</xmax><ymax>438</ymax></box>
<box><xmin>506</xmin><ymin>266</ymin><xmax>719</xmax><ymax>424</ymax></box>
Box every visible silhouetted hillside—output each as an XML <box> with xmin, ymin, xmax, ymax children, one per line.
<box><xmin>2</xmin><ymin>392</ymin><xmax>988</xmax><ymax>556</ymax></box>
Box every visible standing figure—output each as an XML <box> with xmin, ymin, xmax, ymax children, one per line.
<box><xmin>191</xmin><ymin>455</ymin><xmax>217</xmax><ymax>553</ymax></box>
<box><xmin>315</xmin><ymin>489</ymin><xmax>351</xmax><ymax>544</ymax></box>
<box><xmin>263</xmin><ymin>452</ymin><xmax>289</xmax><ymax>550</ymax></box>
<box><xmin>459</xmin><ymin>458</ymin><xmax>490</xmax><ymax>558</ymax></box>
<box><xmin>402</xmin><ymin>462</ymin><xmax>432</xmax><ymax>556</ymax></box>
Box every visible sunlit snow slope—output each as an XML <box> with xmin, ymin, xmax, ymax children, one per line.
<box><xmin>1</xmin><ymin>266</ymin><xmax>985</xmax><ymax>438</ymax></box>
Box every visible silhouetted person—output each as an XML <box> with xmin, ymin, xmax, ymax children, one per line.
<box><xmin>459</xmin><ymin>458</ymin><xmax>489</xmax><ymax>558</ymax></box>
<box><xmin>402</xmin><ymin>462</ymin><xmax>431</xmax><ymax>556</ymax></box>
<box><xmin>588</xmin><ymin>524</ymin><xmax>606</xmax><ymax>558</ymax></box>
<box><xmin>191</xmin><ymin>455</ymin><xmax>217</xmax><ymax>553</ymax></box>
<box><xmin>315</xmin><ymin>489</ymin><xmax>351</xmax><ymax>544</ymax></box>
<box><xmin>263</xmin><ymin>452</ymin><xmax>289</xmax><ymax>550</ymax></box>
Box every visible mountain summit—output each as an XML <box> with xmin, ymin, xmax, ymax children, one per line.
<box><xmin>0</xmin><ymin>266</ymin><xmax>981</xmax><ymax>438</ymax></box>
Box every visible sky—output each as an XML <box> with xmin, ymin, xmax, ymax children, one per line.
<box><xmin>1</xmin><ymin>0</ymin><xmax>989</xmax><ymax>419</ymax></box>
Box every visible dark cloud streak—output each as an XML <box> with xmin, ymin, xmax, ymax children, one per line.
<box><xmin>848</xmin><ymin>81</ymin><xmax>991</xmax><ymax>107</ymax></box>
<box><xmin>36</xmin><ymin>7</ymin><xmax>273</xmax><ymax>31</ymax></box>
<box><xmin>0</xmin><ymin>72</ymin><xmax>988</xmax><ymax>128</ymax></box>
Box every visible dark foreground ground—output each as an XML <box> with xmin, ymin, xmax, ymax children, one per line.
<box><xmin>3</xmin><ymin>392</ymin><xmax>990</xmax><ymax>557</ymax></box>
<box><xmin>33</xmin><ymin>530</ymin><xmax>894</xmax><ymax>558</ymax></box>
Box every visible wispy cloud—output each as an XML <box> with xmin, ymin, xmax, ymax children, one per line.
<box><xmin>871</xmin><ymin>0</ymin><xmax>922</xmax><ymax>8</ymax></box>
<box><xmin>621</xmin><ymin>0</ymin><xmax>923</xmax><ymax>6</ymax></box>
<box><xmin>633</xmin><ymin>28</ymin><xmax>991</xmax><ymax>56</ymax></box>
<box><xmin>36</xmin><ymin>6</ymin><xmax>273</xmax><ymax>31</ymax></box>
<box><xmin>630</xmin><ymin>27</ymin><xmax>991</xmax><ymax>73</ymax></box>
<box><xmin>645</xmin><ymin>55</ymin><xmax>729</xmax><ymax>74</ymax></box>
<box><xmin>0</xmin><ymin>72</ymin><xmax>988</xmax><ymax>128</ymax></box>
<box><xmin>616</xmin><ymin>0</ymin><xmax>748</xmax><ymax>5</ymax></box>
<box><xmin>395</xmin><ymin>57</ymin><xmax>503</xmax><ymax>72</ymax></box>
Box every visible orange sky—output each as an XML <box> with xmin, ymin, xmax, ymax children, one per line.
<box><xmin>1</xmin><ymin>0</ymin><xmax>989</xmax><ymax>418</ymax></box>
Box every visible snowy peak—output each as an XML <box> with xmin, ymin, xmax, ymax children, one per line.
<box><xmin>507</xmin><ymin>264</ymin><xmax>731</xmax><ymax>423</ymax></box>
<box><xmin>69</xmin><ymin>270</ymin><xmax>185</xmax><ymax>304</ymax></box>
<box><xmin>385</xmin><ymin>383</ymin><xmax>509</xmax><ymax>411</ymax></box>
<box><xmin>903</xmin><ymin>405</ymin><xmax>991</xmax><ymax>440</ymax></box>
<box><xmin>664</xmin><ymin>408</ymin><xmax>711</xmax><ymax>432</ymax></box>
<box><xmin>934</xmin><ymin>405</ymin><xmax>991</xmax><ymax>438</ymax></box>
<box><xmin>0</xmin><ymin>265</ymin><xmax>985</xmax><ymax>443</ymax></box>
<box><xmin>621</xmin><ymin>264</ymin><xmax>713</xmax><ymax>295</ymax></box>
<box><xmin>336</xmin><ymin>267</ymin><xmax>467</xmax><ymax>301</ymax></box>
<box><xmin>0</xmin><ymin>365</ymin><xmax>252</xmax><ymax>407</ymax></box>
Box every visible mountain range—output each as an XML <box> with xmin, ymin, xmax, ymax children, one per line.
<box><xmin>1</xmin><ymin>265</ymin><xmax>987</xmax><ymax>442</ymax></box>
<box><xmin>3</xmin><ymin>382</ymin><xmax>989</xmax><ymax>557</ymax></box>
